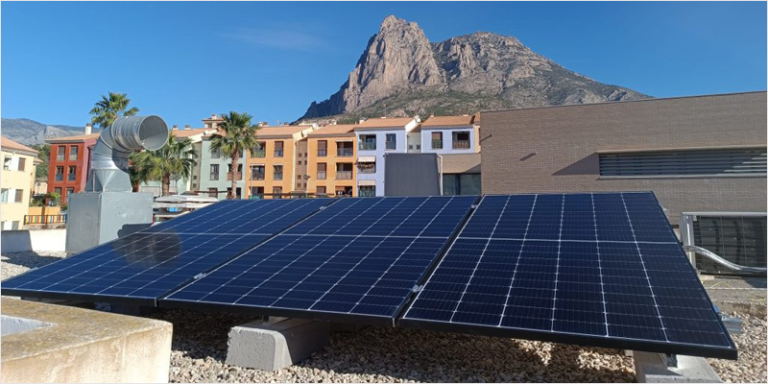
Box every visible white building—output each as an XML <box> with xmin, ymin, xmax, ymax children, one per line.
<box><xmin>354</xmin><ymin>117</ymin><xmax>420</xmax><ymax>197</ymax></box>
<box><xmin>420</xmin><ymin>115</ymin><xmax>479</xmax><ymax>155</ymax></box>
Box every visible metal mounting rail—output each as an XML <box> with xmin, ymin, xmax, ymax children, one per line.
<box><xmin>683</xmin><ymin>245</ymin><xmax>767</xmax><ymax>275</ymax></box>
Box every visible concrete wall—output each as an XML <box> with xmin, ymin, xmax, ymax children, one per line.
<box><xmin>480</xmin><ymin>91</ymin><xmax>768</xmax><ymax>223</ymax></box>
<box><xmin>1</xmin><ymin>228</ymin><xmax>66</xmax><ymax>253</ymax></box>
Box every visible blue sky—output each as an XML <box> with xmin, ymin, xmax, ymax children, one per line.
<box><xmin>2</xmin><ymin>2</ymin><xmax>766</xmax><ymax>127</ymax></box>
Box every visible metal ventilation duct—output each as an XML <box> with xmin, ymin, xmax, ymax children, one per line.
<box><xmin>86</xmin><ymin>115</ymin><xmax>169</xmax><ymax>192</ymax></box>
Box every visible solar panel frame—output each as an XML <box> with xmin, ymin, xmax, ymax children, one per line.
<box><xmin>399</xmin><ymin>192</ymin><xmax>738</xmax><ymax>360</ymax></box>
<box><xmin>1</xmin><ymin>198</ymin><xmax>338</xmax><ymax>305</ymax></box>
<box><xmin>160</xmin><ymin>196</ymin><xmax>480</xmax><ymax>325</ymax></box>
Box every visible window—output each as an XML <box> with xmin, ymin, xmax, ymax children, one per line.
<box><xmin>227</xmin><ymin>164</ymin><xmax>243</xmax><ymax>180</ymax></box>
<box><xmin>69</xmin><ymin>146</ymin><xmax>79</xmax><ymax>160</ymax></box>
<box><xmin>3</xmin><ymin>156</ymin><xmax>12</xmax><ymax>170</ymax></box>
<box><xmin>251</xmin><ymin>165</ymin><xmax>265</xmax><ymax>180</ymax></box>
<box><xmin>431</xmin><ymin>132</ymin><xmax>443</xmax><ymax>149</ymax></box>
<box><xmin>452</xmin><ymin>131</ymin><xmax>471</xmax><ymax>149</ymax></box>
<box><xmin>598</xmin><ymin>148</ymin><xmax>767</xmax><ymax>177</ymax></box>
<box><xmin>316</xmin><ymin>186</ymin><xmax>326</xmax><ymax>195</ymax></box>
<box><xmin>337</xmin><ymin>142</ymin><xmax>353</xmax><ymax>157</ymax></box>
<box><xmin>1</xmin><ymin>189</ymin><xmax>8</xmax><ymax>203</ymax></box>
<box><xmin>66</xmin><ymin>187</ymin><xmax>75</xmax><ymax>197</ymax></box>
<box><xmin>336</xmin><ymin>163</ymin><xmax>353</xmax><ymax>180</ymax></box>
<box><xmin>14</xmin><ymin>189</ymin><xmax>23</xmax><ymax>203</ymax></box>
<box><xmin>274</xmin><ymin>141</ymin><xmax>284</xmax><ymax>157</ymax></box>
<box><xmin>317</xmin><ymin>163</ymin><xmax>327</xmax><ymax>180</ymax></box>
<box><xmin>55</xmin><ymin>166</ymin><xmax>64</xmax><ymax>181</ymax></box>
<box><xmin>18</xmin><ymin>158</ymin><xmax>26</xmax><ymax>172</ymax></box>
<box><xmin>210</xmin><ymin>164</ymin><xmax>219</xmax><ymax>180</ymax></box>
<box><xmin>358</xmin><ymin>162</ymin><xmax>376</xmax><ymax>174</ymax></box>
<box><xmin>318</xmin><ymin>140</ymin><xmax>327</xmax><ymax>157</ymax></box>
<box><xmin>273</xmin><ymin>165</ymin><xmax>283</xmax><ymax>180</ymax></box>
<box><xmin>272</xmin><ymin>187</ymin><xmax>283</xmax><ymax>198</ymax></box>
<box><xmin>386</xmin><ymin>134</ymin><xmax>396</xmax><ymax>150</ymax></box>
<box><xmin>208</xmin><ymin>188</ymin><xmax>218</xmax><ymax>198</ymax></box>
<box><xmin>359</xmin><ymin>134</ymin><xmax>376</xmax><ymax>150</ymax></box>
<box><xmin>358</xmin><ymin>186</ymin><xmax>376</xmax><ymax>197</ymax></box>
<box><xmin>442</xmin><ymin>174</ymin><xmax>482</xmax><ymax>196</ymax></box>
<box><xmin>252</xmin><ymin>142</ymin><xmax>266</xmax><ymax>158</ymax></box>
<box><xmin>54</xmin><ymin>187</ymin><xmax>62</xmax><ymax>195</ymax></box>
<box><xmin>68</xmin><ymin>166</ymin><xmax>76</xmax><ymax>181</ymax></box>
<box><xmin>57</xmin><ymin>146</ymin><xmax>66</xmax><ymax>161</ymax></box>
<box><xmin>211</xmin><ymin>148</ymin><xmax>221</xmax><ymax>159</ymax></box>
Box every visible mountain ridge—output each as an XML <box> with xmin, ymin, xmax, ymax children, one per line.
<box><xmin>299</xmin><ymin>15</ymin><xmax>649</xmax><ymax>121</ymax></box>
<box><xmin>1</xmin><ymin>118</ymin><xmax>86</xmax><ymax>146</ymax></box>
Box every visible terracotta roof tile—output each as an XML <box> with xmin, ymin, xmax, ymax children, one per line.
<box><xmin>422</xmin><ymin>115</ymin><xmax>475</xmax><ymax>127</ymax></box>
<box><xmin>355</xmin><ymin>117</ymin><xmax>416</xmax><ymax>129</ymax></box>
<box><xmin>308</xmin><ymin>124</ymin><xmax>356</xmax><ymax>137</ymax></box>
<box><xmin>46</xmin><ymin>133</ymin><xmax>100</xmax><ymax>143</ymax></box>
<box><xmin>171</xmin><ymin>128</ymin><xmax>213</xmax><ymax>138</ymax></box>
<box><xmin>1</xmin><ymin>136</ymin><xmax>39</xmax><ymax>154</ymax></box>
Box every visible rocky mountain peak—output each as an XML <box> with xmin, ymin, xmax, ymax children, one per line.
<box><xmin>299</xmin><ymin>16</ymin><xmax>648</xmax><ymax>121</ymax></box>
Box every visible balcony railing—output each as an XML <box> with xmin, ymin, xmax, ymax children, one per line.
<box><xmin>274</xmin><ymin>173</ymin><xmax>283</xmax><ymax>181</ymax></box>
<box><xmin>453</xmin><ymin>140</ymin><xmax>471</xmax><ymax>149</ymax></box>
<box><xmin>252</xmin><ymin>149</ymin><xmax>266</xmax><ymax>158</ymax></box>
<box><xmin>359</xmin><ymin>142</ymin><xmax>376</xmax><ymax>151</ymax></box>
<box><xmin>385</xmin><ymin>141</ymin><xmax>396</xmax><ymax>150</ymax></box>
<box><xmin>210</xmin><ymin>173</ymin><xmax>219</xmax><ymax>181</ymax></box>
<box><xmin>55</xmin><ymin>174</ymin><xmax>64</xmax><ymax>181</ymax></box>
<box><xmin>274</xmin><ymin>150</ymin><xmax>284</xmax><ymax>157</ymax></box>
<box><xmin>24</xmin><ymin>214</ymin><xmax>67</xmax><ymax>225</ymax></box>
<box><xmin>358</xmin><ymin>165</ymin><xmax>376</xmax><ymax>174</ymax></box>
<box><xmin>432</xmin><ymin>140</ymin><xmax>443</xmax><ymax>149</ymax></box>
<box><xmin>68</xmin><ymin>174</ymin><xmax>76</xmax><ymax>181</ymax></box>
<box><xmin>337</xmin><ymin>148</ymin><xmax>353</xmax><ymax>157</ymax></box>
<box><xmin>336</xmin><ymin>171</ymin><xmax>352</xmax><ymax>180</ymax></box>
<box><xmin>318</xmin><ymin>149</ymin><xmax>327</xmax><ymax>157</ymax></box>
<box><xmin>358</xmin><ymin>188</ymin><xmax>376</xmax><ymax>197</ymax></box>
<box><xmin>227</xmin><ymin>172</ymin><xmax>243</xmax><ymax>181</ymax></box>
<box><xmin>317</xmin><ymin>171</ymin><xmax>327</xmax><ymax>180</ymax></box>
<box><xmin>251</xmin><ymin>172</ymin><xmax>265</xmax><ymax>181</ymax></box>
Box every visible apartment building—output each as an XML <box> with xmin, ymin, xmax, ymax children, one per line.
<box><xmin>480</xmin><ymin>91</ymin><xmax>767</xmax><ymax>222</ymax></box>
<box><xmin>306</xmin><ymin>124</ymin><xmax>357</xmax><ymax>196</ymax></box>
<box><xmin>420</xmin><ymin>115</ymin><xmax>482</xmax><ymax>195</ymax></box>
<box><xmin>1</xmin><ymin>137</ymin><xmax>40</xmax><ymax>230</ymax></box>
<box><xmin>198</xmin><ymin>134</ymin><xmax>246</xmax><ymax>200</ymax></box>
<box><xmin>244</xmin><ymin>125</ymin><xmax>318</xmax><ymax>199</ymax></box>
<box><xmin>45</xmin><ymin>131</ymin><xmax>100</xmax><ymax>203</ymax></box>
<box><xmin>354</xmin><ymin>117</ymin><xmax>420</xmax><ymax>197</ymax></box>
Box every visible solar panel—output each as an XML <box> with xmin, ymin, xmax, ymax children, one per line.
<box><xmin>2</xmin><ymin>198</ymin><xmax>335</xmax><ymax>305</ymax></box>
<box><xmin>162</xmin><ymin>196</ymin><xmax>478</xmax><ymax>324</ymax></box>
<box><xmin>400</xmin><ymin>192</ymin><xmax>737</xmax><ymax>359</ymax></box>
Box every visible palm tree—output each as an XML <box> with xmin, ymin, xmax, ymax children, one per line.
<box><xmin>89</xmin><ymin>92</ymin><xmax>140</xmax><ymax>129</ymax></box>
<box><xmin>210</xmin><ymin>112</ymin><xmax>260</xmax><ymax>199</ymax></box>
<box><xmin>130</xmin><ymin>134</ymin><xmax>197</xmax><ymax>196</ymax></box>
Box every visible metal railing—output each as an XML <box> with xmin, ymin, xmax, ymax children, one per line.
<box><xmin>252</xmin><ymin>149</ymin><xmax>266</xmax><ymax>158</ymax></box>
<box><xmin>358</xmin><ymin>165</ymin><xmax>376</xmax><ymax>174</ymax></box>
<box><xmin>274</xmin><ymin>173</ymin><xmax>283</xmax><ymax>181</ymax></box>
<box><xmin>432</xmin><ymin>140</ymin><xmax>443</xmax><ymax>149</ymax></box>
<box><xmin>251</xmin><ymin>172</ymin><xmax>265</xmax><ymax>180</ymax></box>
<box><xmin>274</xmin><ymin>150</ymin><xmax>284</xmax><ymax>157</ymax></box>
<box><xmin>385</xmin><ymin>141</ymin><xmax>396</xmax><ymax>150</ymax></box>
<box><xmin>317</xmin><ymin>171</ymin><xmax>327</xmax><ymax>180</ymax></box>
<box><xmin>318</xmin><ymin>149</ymin><xmax>327</xmax><ymax>157</ymax></box>
<box><xmin>336</xmin><ymin>171</ymin><xmax>353</xmax><ymax>180</ymax></box>
<box><xmin>359</xmin><ymin>142</ymin><xmax>376</xmax><ymax>151</ymax></box>
<box><xmin>337</xmin><ymin>148</ymin><xmax>353</xmax><ymax>157</ymax></box>
<box><xmin>210</xmin><ymin>173</ymin><xmax>219</xmax><ymax>181</ymax></box>
<box><xmin>227</xmin><ymin>172</ymin><xmax>242</xmax><ymax>181</ymax></box>
<box><xmin>55</xmin><ymin>174</ymin><xmax>64</xmax><ymax>181</ymax></box>
<box><xmin>358</xmin><ymin>188</ymin><xmax>376</xmax><ymax>197</ymax></box>
<box><xmin>24</xmin><ymin>214</ymin><xmax>67</xmax><ymax>225</ymax></box>
<box><xmin>453</xmin><ymin>140</ymin><xmax>471</xmax><ymax>149</ymax></box>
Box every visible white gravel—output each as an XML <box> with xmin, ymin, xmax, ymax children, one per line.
<box><xmin>2</xmin><ymin>252</ymin><xmax>766</xmax><ymax>383</ymax></box>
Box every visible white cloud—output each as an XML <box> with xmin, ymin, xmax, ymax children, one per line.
<box><xmin>222</xmin><ymin>27</ymin><xmax>327</xmax><ymax>51</ymax></box>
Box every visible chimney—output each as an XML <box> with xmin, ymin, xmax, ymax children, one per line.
<box><xmin>185</xmin><ymin>125</ymin><xmax>191</xmax><ymax>130</ymax></box>
<box><xmin>211</xmin><ymin>113</ymin><xmax>217</xmax><ymax>119</ymax></box>
<box><xmin>85</xmin><ymin>123</ymin><xmax>92</xmax><ymax>135</ymax></box>
<box><xmin>172</xmin><ymin>125</ymin><xmax>179</xmax><ymax>130</ymax></box>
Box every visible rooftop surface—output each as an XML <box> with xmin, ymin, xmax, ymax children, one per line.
<box><xmin>422</xmin><ymin>115</ymin><xmax>476</xmax><ymax>127</ymax></box>
<box><xmin>307</xmin><ymin>124</ymin><xmax>356</xmax><ymax>137</ymax></box>
<box><xmin>355</xmin><ymin>117</ymin><xmax>416</xmax><ymax>129</ymax></box>
<box><xmin>1</xmin><ymin>136</ymin><xmax>39</xmax><ymax>154</ymax></box>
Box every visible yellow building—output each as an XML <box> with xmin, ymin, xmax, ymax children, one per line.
<box><xmin>305</xmin><ymin>125</ymin><xmax>358</xmax><ymax>197</ymax></box>
<box><xmin>1</xmin><ymin>137</ymin><xmax>40</xmax><ymax>230</ymax></box>
<box><xmin>244</xmin><ymin>125</ymin><xmax>318</xmax><ymax>199</ymax></box>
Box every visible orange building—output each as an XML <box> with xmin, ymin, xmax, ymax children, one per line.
<box><xmin>305</xmin><ymin>124</ymin><xmax>358</xmax><ymax>197</ymax></box>
<box><xmin>244</xmin><ymin>125</ymin><xmax>318</xmax><ymax>199</ymax></box>
<box><xmin>46</xmin><ymin>132</ymin><xmax>100</xmax><ymax>202</ymax></box>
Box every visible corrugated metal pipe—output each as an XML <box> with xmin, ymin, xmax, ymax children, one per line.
<box><xmin>85</xmin><ymin>115</ymin><xmax>169</xmax><ymax>192</ymax></box>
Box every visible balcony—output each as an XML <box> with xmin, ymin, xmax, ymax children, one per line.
<box><xmin>274</xmin><ymin>173</ymin><xmax>283</xmax><ymax>181</ymax></box>
<box><xmin>318</xmin><ymin>149</ymin><xmax>327</xmax><ymax>157</ymax></box>
<box><xmin>358</xmin><ymin>164</ymin><xmax>376</xmax><ymax>174</ymax></box>
<box><xmin>358</xmin><ymin>188</ymin><xmax>376</xmax><ymax>197</ymax></box>
<box><xmin>252</xmin><ymin>149</ymin><xmax>266</xmax><ymax>158</ymax></box>
<box><xmin>251</xmin><ymin>172</ymin><xmax>265</xmax><ymax>181</ymax></box>
<box><xmin>274</xmin><ymin>150</ymin><xmax>284</xmax><ymax>157</ymax></box>
<box><xmin>385</xmin><ymin>141</ymin><xmax>396</xmax><ymax>150</ymax></box>
<box><xmin>432</xmin><ymin>140</ymin><xmax>443</xmax><ymax>149</ymax></box>
<box><xmin>336</xmin><ymin>171</ymin><xmax>353</xmax><ymax>180</ymax></box>
<box><xmin>317</xmin><ymin>171</ymin><xmax>327</xmax><ymax>180</ymax></box>
<box><xmin>227</xmin><ymin>172</ymin><xmax>243</xmax><ymax>181</ymax></box>
<box><xmin>359</xmin><ymin>142</ymin><xmax>376</xmax><ymax>151</ymax></box>
<box><xmin>337</xmin><ymin>148</ymin><xmax>353</xmax><ymax>157</ymax></box>
<box><xmin>453</xmin><ymin>140</ymin><xmax>471</xmax><ymax>149</ymax></box>
<box><xmin>210</xmin><ymin>173</ymin><xmax>219</xmax><ymax>181</ymax></box>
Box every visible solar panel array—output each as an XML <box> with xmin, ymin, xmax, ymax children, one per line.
<box><xmin>400</xmin><ymin>193</ymin><xmax>737</xmax><ymax>359</ymax></box>
<box><xmin>2</xmin><ymin>199</ymin><xmax>333</xmax><ymax>304</ymax></box>
<box><xmin>162</xmin><ymin>196</ymin><xmax>477</xmax><ymax>323</ymax></box>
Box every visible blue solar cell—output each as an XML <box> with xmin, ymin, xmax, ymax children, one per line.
<box><xmin>401</xmin><ymin>192</ymin><xmax>737</xmax><ymax>360</ymax></box>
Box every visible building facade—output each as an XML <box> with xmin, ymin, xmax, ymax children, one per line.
<box><xmin>45</xmin><ymin>132</ymin><xmax>99</xmax><ymax>203</ymax></box>
<box><xmin>1</xmin><ymin>137</ymin><xmax>40</xmax><ymax>230</ymax></box>
<box><xmin>198</xmin><ymin>137</ymin><xmax>246</xmax><ymax>200</ymax></box>
<box><xmin>354</xmin><ymin>117</ymin><xmax>420</xmax><ymax>197</ymax></box>
<box><xmin>305</xmin><ymin>124</ymin><xmax>358</xmax><ymax>197</ymax></box>
<box><xmin>420</xmin><ymin>115</ymin><xmax>482</xmax><ymax>196</ymax></box>
<box><xmin>244</xmin><ymin>125</ymin><xmax>318</xmax><ymax>199</ymax></box>
<box><xmin>480</xmin><ymin>91</ymin><xmax>767</xmax><ymax>223</ymax></box>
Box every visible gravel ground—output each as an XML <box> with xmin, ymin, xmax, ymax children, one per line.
<box><xmin>2</xmin><ymin>251</ymin><xmax>766</xmax><ymax>383</ymax></box>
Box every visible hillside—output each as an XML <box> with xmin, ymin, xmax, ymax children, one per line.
<box><xmin>1</xmin><ymin>118</ymin><xmax>86</xmax><ymax>146</ymax></box>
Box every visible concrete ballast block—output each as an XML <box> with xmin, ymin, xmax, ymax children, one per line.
<box><xmin>633</xmin><ymin>351</ymin><xmax>723</xmax><ymax>383</ymax></box>
<box><xmin>226</xmin><ymin>318</ymin><xmax>330</xmax><ymax>371</ymax></box>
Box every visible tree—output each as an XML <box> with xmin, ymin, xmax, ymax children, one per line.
<box><xmin>209</xmin><ymin>112</ymin><xmax>260</xmax><ymax>199</ymax></box>
<box><xmin>89</xmin><ymin>92</ymin><xmax>140</xmax><ymax>129</ymax></box>
<box><xmin>129</xmin><ymin>134</ymin><xmax>197</xmax><ymax>196</ymax></box>
<box><xmin>32</xmin><ymin>144</ymin><xmax>50</xmax><ymax>179</ymax></box>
